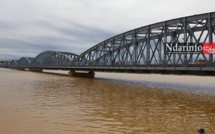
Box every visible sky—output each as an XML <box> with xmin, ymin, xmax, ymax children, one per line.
<box><xmin>0</xmin><ymin>0</ymin><xmax>215</xmax><ymax>60</ymax></box>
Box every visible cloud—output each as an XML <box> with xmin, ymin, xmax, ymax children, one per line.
<box><xmin>34</xmin><ymin>19</ymin><xmax>115</xmax><ymax>44</ymax></box>
<box><xmin>0</xmin><ymin>17</ymin><xmax>115</xmax><ymax>60</ymax></box>
<box><xmin>0</xmin><ymin>0</ymin><xmax>215</xmax><ymax>60</ymax></box>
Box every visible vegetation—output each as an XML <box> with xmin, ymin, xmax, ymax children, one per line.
<box><xmin>0</xmin><ymin>60</ymin><xmax>4</xmax><ymax>63</ymax></box>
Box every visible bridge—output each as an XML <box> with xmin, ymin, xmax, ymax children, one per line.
<box><xmin>2</xmin><ymin>12</ymin><xmax>215</xmax><ymax>77</ymax></box>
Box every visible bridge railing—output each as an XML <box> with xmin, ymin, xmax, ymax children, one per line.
<box><xmin>9</xmin><ymin>62</ymin><xmax>215</xmax><ymax>68</ymax></box>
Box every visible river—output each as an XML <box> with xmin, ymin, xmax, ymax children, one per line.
<box><xmin>0</xmin><ymin>68</ymin><xmax>215</xmax><ymax>134</ymax></box>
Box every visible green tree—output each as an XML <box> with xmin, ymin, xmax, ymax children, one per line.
<box><xmin>0</xmin><ymin>60</ymin><xmax>4</xmax><ymax>63</ymax></box>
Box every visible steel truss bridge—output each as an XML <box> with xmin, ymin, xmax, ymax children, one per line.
<box><xmin>3</xmin><ymin>12</ymin><xmax>215</xmax><ymax>76</ymax></box>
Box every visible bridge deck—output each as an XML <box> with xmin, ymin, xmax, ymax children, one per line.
<box><xmin>7</xmin><ymin>64</ymin><xmax>215</xmax><ymax>76</ymax></box>
<box><xmin>3</xmin><ymin>12</ymin><xmax>215</xmax><ymax>76</ymax></box>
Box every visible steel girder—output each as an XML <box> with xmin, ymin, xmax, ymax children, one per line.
<box><xmin>76</xmin><ymin>12</ymin><xmax>215</xmax><ymax>67</ymax></box>
<box><xmin>3</xmin><ymin>61</ymin><xmax>11</xmax><ymax>67</ymax></box>
<box><xmin>10</xmin><ymin>60</ymin><xmax>18</xmax><ymax>66</ymax></box>
<box><xmin>17</xmin><ymin>57</ymin><xmax>34</xmax><ymax>65</ymax></box>
<box><xmin>31</xmin><ymin>51</ymin><xmax>78</xmax><ymax>66</ymax></box>
<box><xmin>3</xmin><ymin>12</ymin><xmax>215</xmax><ymax>69</ymax></box>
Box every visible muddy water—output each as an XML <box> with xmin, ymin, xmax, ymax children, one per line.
<box><xmin>0</xmin><ymin>68</ymin><xmax>215</xmax><ymax>134</ymax></box>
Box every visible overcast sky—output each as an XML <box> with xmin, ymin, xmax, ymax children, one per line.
<box><xmin>0</xmin><ymin>0</ymin><xmax>214</xmax><ymax>60</ymax></box>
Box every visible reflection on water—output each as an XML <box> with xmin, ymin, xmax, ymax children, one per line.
<box><xmin>0</xmin><ymin>68</ymin><xmax>215</xmax><ymax>134</ymax></box>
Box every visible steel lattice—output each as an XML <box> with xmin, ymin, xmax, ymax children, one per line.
<box><xmin>3</xmin><ymin>12</ymin><xmax>215</xmax><ymax>74</ymax></box>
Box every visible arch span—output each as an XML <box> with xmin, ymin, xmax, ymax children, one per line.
<box><xmin>31</xmin><ymin>51</ymin><xmax>78</xmax><ymax>66</ymax></box>
<box><xmin>3</xmin><ymin>61</ymin><xmax>11</xmax><ymax>67</ymax></box>
<box><xmin>76</xmin><ymin>12</ymin><xmax>215</xmax><ymax>67</ymax></box>
<box><xmin>17</xmin><ymin>57</ymin><xmax>34</xmax><ymax>65</ymax></box>
<box><xmin>10</xmin><ymin>60</ymin><xmax>18</xmax><ymax>66</ymax></box>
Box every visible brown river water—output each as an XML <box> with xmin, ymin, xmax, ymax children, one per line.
<box><xmin>0</xmin><ymin>68</ymin><xmax>215</xmax><ymax>134</ymax></box>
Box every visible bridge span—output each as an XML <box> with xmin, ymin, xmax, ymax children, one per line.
<box><xmin>2</xmin><ymin>12</ymin><xmax>215</xmax><ymax>77</ymax></box>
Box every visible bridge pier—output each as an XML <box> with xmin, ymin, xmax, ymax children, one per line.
<box><xmin>29</xmin><ymin>68</ymin><xmax>43</xmax><ymax>72</ymax></box>
<box><xmin>68</xmin><ymin>70</ymin><xmax>95</xmax><ymax>78</ymax></box>
<box><xmin>16</xmin><ymin>68</ymin><xmax>26</xmax><ymax>71</ymax></box>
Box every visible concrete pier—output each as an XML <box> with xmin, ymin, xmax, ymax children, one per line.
<box><xmin>16</xmin><ymin>68</ymin><xmax>26</xmax><ymax>71</ymax></box>
<box><xmin>68</xmin><ymin>70</ymin><xmax>95</xmax><ymax>78</ymax></box>
<box><xmin>29</xmin><ymin>68</ymin><xmax>43</xmax><ymax>72</ymax></box>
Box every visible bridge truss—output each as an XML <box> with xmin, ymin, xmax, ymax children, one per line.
<box><xmin>3</xmin><ymin>12</ymin><xmax>215</xmax><ymax>75</ymax></box>
<box><xmin>77</xmin><ymin>12</ymin><xmax>215</xmax><ymax>67</ymax></box>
